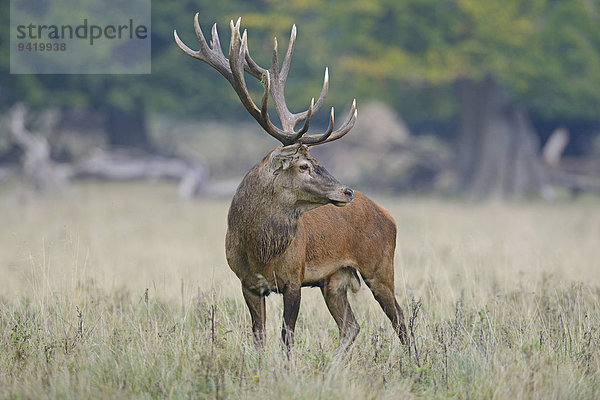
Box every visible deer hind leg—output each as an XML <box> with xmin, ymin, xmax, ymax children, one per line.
<box><xmin>364</xmin><ymin>272</ymin><xmax>408</xmax><ymax>345</ymax></box>
<box><xmin>281</xmin><ymin>284</ymin><xmax>301</xmax><ymax>352</ymax></box>
<box><xmin>321</xmin><ymin>268</ymin><xmax>361</xmax><ymax>351</ymax></box>
<box><xmin>242</xmin><ymin>285</ymin><xmax>266</xmax><ymax>347</ymax></box>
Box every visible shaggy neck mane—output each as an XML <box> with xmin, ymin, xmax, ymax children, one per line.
<box><xmin>227</xmin><ymin>163</ymin><xmax>300</xmax><ymax>265</ymax></box>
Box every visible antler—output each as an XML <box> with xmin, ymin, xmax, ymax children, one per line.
<box><xmin>174</xmin><ymin>14</ymin><xmax>357</xmax><ymax>146</ymax></box>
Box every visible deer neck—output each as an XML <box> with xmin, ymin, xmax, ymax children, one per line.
<box><xmin>228</xmin><ymin>166</ymin><xmax>303</xmax><ymax>265</ymax></box>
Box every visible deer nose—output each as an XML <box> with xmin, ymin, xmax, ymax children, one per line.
<box><xmin>343</xmin><ymin>188</ymin><xmax>354</xmax><ymax>202</ymax></box>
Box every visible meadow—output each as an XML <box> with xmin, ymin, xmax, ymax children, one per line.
<box><xmin>1</xmin><ymin>182</ymin><xmax>599</xmax><ymax>399</ymax></box>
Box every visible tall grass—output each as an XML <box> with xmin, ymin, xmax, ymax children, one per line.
<box><xmin>1</xmin><ymin>183</ymin><xmax>599</xmax><ymax>398</ymax></box>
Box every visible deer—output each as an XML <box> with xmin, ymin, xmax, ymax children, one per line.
<box><xmin>174</xmin><ymin>15</ymin><xmax>408</xmax><ymax>352</ymax></box>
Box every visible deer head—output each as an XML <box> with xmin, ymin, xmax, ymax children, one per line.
<box><xmin>267</xmin><ymin>144</ymin><xmax>354</xmax><ymax>211</ymax></box>
<box><xmin>174</xmin><ymin>16</ymin><xmax>357</xmax><ymax>209</ymax></box>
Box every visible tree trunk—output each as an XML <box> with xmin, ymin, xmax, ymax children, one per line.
<box><xmin>456</xmin><ymin>76</ymin><xmax>547</xmax><ymax>199</ymax></box>
<box><xmin>106</xmin><ymin>100</ymin><xmax>153</xmax><ymax>151</ymax></box>
<box><xmin>7</xmin><ymin>104</ymin><xmax>74</xmax><ymax>192</ymax></box>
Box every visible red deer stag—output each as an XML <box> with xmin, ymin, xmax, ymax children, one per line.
<box><xmin>174</xmin><ymin>15</ymin><xmax>408</xmax><ymax>351</ymax></box>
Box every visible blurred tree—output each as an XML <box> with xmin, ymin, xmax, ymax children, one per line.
<box><xmin>1</xmin><ymin>0</ymin><xmax>268</xmax><ymax>152</ymax></box>
<box><xmin>312</xmin><ymin>0</ymin><xmax>600</xmax><ymax>197</ymax></box>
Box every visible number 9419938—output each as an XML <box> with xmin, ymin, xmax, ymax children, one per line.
<box><xmin>17</xmin><ymin>42</ymin><xmax>66</xmax><ymax>52</ymax></box>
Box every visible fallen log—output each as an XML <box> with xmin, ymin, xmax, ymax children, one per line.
<box><xmin>3</xmin><ymin>104</ymin><xmax>207</xmax><ymax>198</ymax></box>
<box><xmin>76</xmin><ymin>149</ymin><xmax>207</xmax><ymax>199</ymax></box>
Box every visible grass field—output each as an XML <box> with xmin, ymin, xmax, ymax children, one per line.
<box><xmin>1</xmin><ymin>182</ymin><xmax>599</xmax><ymax>399</ymax></box>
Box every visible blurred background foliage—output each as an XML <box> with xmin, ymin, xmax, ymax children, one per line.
<box><xmin>1</xmin><ymin>0</ymin><xmax>599</xmax><ymax>197</ymax></box>
<box><xmin>3</xmin><ymin>0</ymin><xmax>599</xmax><ymax>125</ymax></box>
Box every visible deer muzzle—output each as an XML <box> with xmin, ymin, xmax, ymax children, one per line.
<box><xmin>330</xmin><ymin>187</ymin><xmax>354</xmax><ymax>207</ymax></box>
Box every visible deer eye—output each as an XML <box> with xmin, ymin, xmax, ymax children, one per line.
<box><xmin>299</xmin><ymin>164</ymin><xmax>310</xmax><ymax>172</ymax></box>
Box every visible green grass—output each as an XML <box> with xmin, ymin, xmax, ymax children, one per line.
<box><xmin>1</xmin><ymin>182</ymin><xmax>599</xmax><ymax>398</ymax></box>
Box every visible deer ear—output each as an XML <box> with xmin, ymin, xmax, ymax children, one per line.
<box><xmin>269</xmin><ymin>144</ymin><xmax>301</xmax><ymax>173</ymax></box>
<box><xmin>269</xmin><ymin>153</ymin><xmax>293</xmax><ymax>173</ymax></box>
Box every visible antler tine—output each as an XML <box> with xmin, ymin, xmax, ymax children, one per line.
<box><xmin>312</xmin><ymin>67</ymin><xmax>330</xmax><ymax>114</ymax></box>
<box><xmin>300</xmin><ymin>107</ymin><xmax>335</xmax><ymax>145</ymax></box>
<box><xmin>268</xmin><ymin>26</ymin><xmax>328</xmax><ymax>132</ymax></box>
<box><xmin>317</xmin><ymin>99</ymin><xmax>358</xmax><ymax>145</ymax></box>
<box><xmin>279</xmin><ymin>25</ymin><xmax>296</xmax><ymax>83</ymax></box>
<box><xmin>295</xmin><ymin>98</ymin><xmax>314</xmax><ymax>137</ymax></box>
<box><xmin>285</xmin><ymin>98</ymin><xmax>314</xmax><ymax>144</ymax></box>
<box><xmin>227</xmin><ymin>18</ymin><xmax>241</xmax><ymax>63</ymax></box>
<box><xmin>243</xmin><ymin>39</ymin><xmax>267</xmax><ymax>79</ymax></box>
<box><xmin>173</xmin><ymin>29</ymin><xmax>197</xmax><ymax>57</ymax></box>
<box><xmin>209</xmin><ymin>22</ymin><xmax>225</xmax><ymax>59</ymax></box>
<box><xmin>174</xmin><ymin>13</ymin><xmax>232</xmax><ymax>81</ymax></box>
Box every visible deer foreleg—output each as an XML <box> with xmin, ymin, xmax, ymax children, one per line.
<box><xmin>242</xmin><ymin>285</ymin><xmax>266</xmax><ymax>347</ymax></box>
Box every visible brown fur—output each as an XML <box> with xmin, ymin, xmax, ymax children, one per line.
<box><xmin>226</xmin><ymin>145</ymin><xmax>407</xmax><ymax>350</ymax></box>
